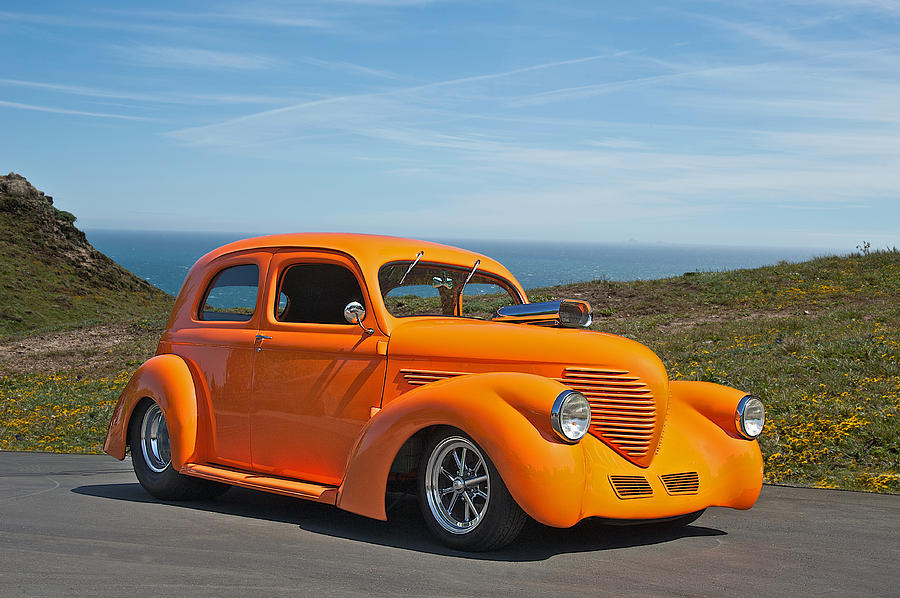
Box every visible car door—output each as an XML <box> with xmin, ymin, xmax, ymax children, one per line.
<box><xmin>250</xmin><ymin>249</ymin><xmax>388</xmax><ymax>486</ymax></box>
<box><xmin>166</xmin><ymin>250</ymin><xmax>271</xmax><ymax>470</ymax></box>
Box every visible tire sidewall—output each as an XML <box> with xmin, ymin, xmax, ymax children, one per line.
<box><xmin>128</xmin><ymin>399</ymin><xmax>183</xmax><ymax>498</ymax></box>
<box><xmin>417</xmin><ymin>427</ymin><xmax>522</xmax><ymax>551</ymax></box>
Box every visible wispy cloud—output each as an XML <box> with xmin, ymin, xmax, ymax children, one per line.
<box><xmin>298</xmin><ymin>57</ymin><xmax>400</xmax><ymax>79</ymax></box>
<box><xmin>182</xmin><ymin>92</ymin><xmax>310</xmax><ymax>105</ymax></box>
<box><xmin>692</xmin><ymin>92</ymin><xmax>900</xmax><ymax>126</ymax></box>
<box><xmin>0</xmin><ymin>10</ymin><xmax>193</xmax><ymax>34</ymax></box>
<box><xmin>163</xmin><ymin>33</ymin><xmax>900</xmax><ymax>221</ymax></box>
<box><xmin>351</xmin><ymin>186</ymin><xmax>708</xmax><ymax>243</ymax></box>
<box><xmin>0</xmin><ymin>77</ymin><xmax>303</xmax><ymax>106</ymax></box>
<box><xmin>97</xmin><ymin>7</ymin><xmax>332</xmax><ymax>29</ymax></box>
<box><xmin>0</xmin><ymin>99</ymin><xmax>151</xmax><ymax>120</ymax></box>
<box><xmin>585</xmin><ymin>139</ymin><xmax>651</xmax><ymax>150</ymax></box>
<box><xmin>170</xmin><ymin>50</ymin><xmax>638</xmax><ymax>137</ymax></box>
<box><xmin>165</xmin><ymin>52</ymin><xmax>633</xmax><ymax>138</ymax></box>
<box><xmin>693</xmin><ymin>12</ymin><xmax>900</xmax><ymax>61</ymax></box>
<box><xmin>168</xmin><ymin>93</ymin><xmax>900</xmax><ymax>204</ymax></box>
<box><xmin>117</xmin><ymin>45</ymin><xmax>279</xmax><ymax>70</ymax></box>
<box><xmin>509</xmin><ymin>64</ymin><xmax>772</xmax><ymax>106</ymax></box>
<box><xmin>407</xmin><ymin>51</ymin><xmax>636</xmax><ymax>92</ymax></box>
<box><xmin>736</xmin><ymin>0</ymin><xmax>900</xmax><ymax>17</ymax></box>
<box><xmin>322</xmin><ymin>0</ymin><xmax>440</xmax><ymax>5</ymax></box>
<box><xmin>209</xmin><ymin>10</ymin><xmax>330</xmax><ymax>28</ymax></box>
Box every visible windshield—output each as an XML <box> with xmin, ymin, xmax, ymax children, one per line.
<box><xmin>379</xmin><ymin>261</ymin><xmax>522</xmax><ymax>319</ymax></box>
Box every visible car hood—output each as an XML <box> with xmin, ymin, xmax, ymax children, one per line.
<box><xmin>385</xmin><ymin>317</ymin><xmax>670</xmax><ymax>467</ymax></box>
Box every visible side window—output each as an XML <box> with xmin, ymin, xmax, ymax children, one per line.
<box><xmin>199</xmin><ymin>264</ymin><xmax>259</xmax><ymax>322</ymax></box>
<box><xmin>276</xmin><ymin>263</ymin><xmax>364</xmax><ymax>324</ymax></box>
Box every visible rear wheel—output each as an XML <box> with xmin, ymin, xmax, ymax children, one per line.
<box><xmin>128</xmin><ymin>399</ymin><xmax>229</xmax><ymax>501</ymax></box>
<box><xmin>418</xmin><ymin>429</ymin><xmax>527</xmax><ymax>551</ymax></box>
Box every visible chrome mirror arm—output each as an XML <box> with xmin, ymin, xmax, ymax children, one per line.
<box><xmin>344</xmin><ymin>301</ymin><xmax>374</xmax><ymax>335</ymax></box>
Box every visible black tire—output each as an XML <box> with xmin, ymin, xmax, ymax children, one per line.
<box><xmin>128</xmin><ymin>399</ymin><xmax>229</xmax><ymax>501</ymax></box>
<box><xmin>417</xmin><ymin>428</ymin><xmax>527</xmax><ymax>551</ymax></box>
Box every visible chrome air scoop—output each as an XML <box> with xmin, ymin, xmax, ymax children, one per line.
<box><xmin>492</xmin><ymin>300</ymin><xmax>592</xmax><ymax>328</ymax></box>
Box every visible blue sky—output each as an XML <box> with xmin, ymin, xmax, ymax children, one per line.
<box><xmin>1</xmin><ymin>0</ymin><xmax>898</xmax><ymax>249</ymax></box>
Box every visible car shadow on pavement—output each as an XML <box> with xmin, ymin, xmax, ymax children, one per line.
<box><xmin>72</xmin><ymin>483</ymin><xmax>726</xmax><ymax>562</ymax></box>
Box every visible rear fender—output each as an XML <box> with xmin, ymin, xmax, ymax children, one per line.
<box><xmin>103</xmin><ymin>354</ymin><xmax>199</xmax><ymax>469</ymax></box>
<box><xmin>336</xmin><ymin>372</ymin><xmax>586</xmax><ymax>527</ymax></box>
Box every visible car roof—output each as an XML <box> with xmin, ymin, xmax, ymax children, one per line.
<box><xmin>201</xmin><ymin>232</ymin><xmax>523</xmax><ymax>293</ymax></box>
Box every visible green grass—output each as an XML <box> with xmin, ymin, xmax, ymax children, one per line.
<box><xmin>0</xmin><ymin>211</ymin><xmax>173</xmax><ymax>338</ymax></box>
<box><xmin>534</xmin><ymin>249</ymin><xmax>900</xmax><ymax>493</ymax></box>
<box><xmin>0</xmin><ymin>371</ymin><xmax>130</xmax><ymax>453</ymax></box>
<box><xmin>0</xmin><ymin>315</ymin><xmax>167</xmax><ymax>453</ymax></box>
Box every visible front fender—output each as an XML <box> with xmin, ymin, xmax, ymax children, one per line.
<box><xmin>103</xmin><ymin>354</ymin><xmax>199</xmax><ymax>469</ymax></box>
<box><xmin>670</xmin><ymin>380</ymin><xmax>750</xmax><ymax>439</ymax></box>
<box><xmin>336</xmin><ymin>372</ymin><xmax>587</xmax><ymax>527</ymax></box>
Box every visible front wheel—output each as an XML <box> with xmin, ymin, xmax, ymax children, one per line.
<box><xmin>128</xmin><ymin>399</ymin><xmax>229</xmax><ymax>501</ymax></box>
<box><xmin>418</xmin><ymin>429</ymin><xmax>527</xmax><ymax>551</ymax></box>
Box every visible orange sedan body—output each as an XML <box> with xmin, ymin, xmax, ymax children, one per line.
<box><xmin>105</xmin><ymin>233</ymin><xmax>764</xmax><ymax>549</ymax></box>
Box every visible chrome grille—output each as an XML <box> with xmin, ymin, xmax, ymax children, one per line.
<box><xmin>660</xmin><ymin>472</ymin><xmax>700</xmax><ymax>495</ymax></box>
<box><xmin>609</xmin><ymin>475</ymin><xmax>653</xmax><ymax>499</ymax></box>
<box><xmin>556</xmin><ymin>367</ymin><xmax>657</xmax><ymax>460</ymax></box>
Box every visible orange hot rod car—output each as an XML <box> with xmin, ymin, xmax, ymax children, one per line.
<box><xmin>105</xmin><ymin>233</ymin><xmax>765</xmax><ymax>551</ymax></box>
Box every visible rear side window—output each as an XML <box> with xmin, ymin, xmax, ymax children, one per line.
<box><xmin>199</xmin><ymin>264</ymin><xmax>259</xmax><ymax>322</ymax></box>
<box><xmin>276</xmin><ymin>263</ymin><xmax>364</xmax><ymax>324</ymax></box>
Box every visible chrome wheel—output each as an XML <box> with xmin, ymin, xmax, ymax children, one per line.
<box><xmin>424</xmin><ymin>436</ymin><xmax>490</xmax><ymax>534</ymax></box>
<box><xmin>140</xmin><ymin>403</ymin><xmax>171</xmax><ymax>473</ymax></box>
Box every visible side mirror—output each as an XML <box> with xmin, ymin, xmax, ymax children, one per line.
<box><xmin>344</xmin><ymin>301</ymin><xmax>374</xmax><ymax>335</ymax></box>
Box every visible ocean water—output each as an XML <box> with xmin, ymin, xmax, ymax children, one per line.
<box><xmin>85</xmin><ymin>229</ymin><xmax>830</xmax><ymax>296</ymax></box>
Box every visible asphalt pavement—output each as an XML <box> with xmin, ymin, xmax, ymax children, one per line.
<box><xmin>1</xmin><ymin>452</ymin><xmax>897</xmax><ymax>597</ymax></box>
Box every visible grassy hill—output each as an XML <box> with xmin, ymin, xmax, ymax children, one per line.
<box><xmin>0</xmin><ymin>177</ymin><xmax>896</xmax><ymax>492</ymax></box>
<box><xmin>0</xmin><ymin>173</ymin><xmax>172</xmax><ymax>337</ymax></box>
<box><xmin>536</xmin><ymin>250</ymin><xmax>900</xmax><ymax>493</ymax></box>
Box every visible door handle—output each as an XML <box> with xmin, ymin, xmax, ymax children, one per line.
<box><xmin>255</xmin><ymin>335</ymin><xmax>272</xmax><ymax>341</ymax></box>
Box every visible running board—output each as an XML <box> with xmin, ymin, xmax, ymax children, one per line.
<box><xmin>181</xmin><ymin>463</ymin><xmax>338</xmax><ymax>505</ymax></box>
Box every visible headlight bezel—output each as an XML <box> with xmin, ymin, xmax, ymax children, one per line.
<box><xmin>735</xmin><ymin>394</ymin><xmax>765</xmax><ymax>439</ymax></box>
<box><xmin>551</xmin><ymin>390</ymin><xmax>591</xmax><ymax>443</ymax></box>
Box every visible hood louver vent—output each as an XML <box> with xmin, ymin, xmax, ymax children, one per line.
<box><xmin>400</xmin><ymin>369</ymin><xmax>466</xmax><ymax>386</ymax></box>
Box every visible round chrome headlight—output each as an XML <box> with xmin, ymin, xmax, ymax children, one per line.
<box><xmin>551</xmin><ymin>390</ymin><xmax>591</xmax><ymax>442</ymax></box>
<box><xmin>735</xmin><ymin>395</ymin><xmax>765</xmax><ymax>439</ymax></box>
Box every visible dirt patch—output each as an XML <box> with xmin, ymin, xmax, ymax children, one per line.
<box><xmin>0</xmin><ymin>322</ymin><xmax>160</xmax><ymax>376</ymax></box>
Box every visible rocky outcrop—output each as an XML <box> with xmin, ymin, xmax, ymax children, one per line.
<box><xmin>0</xmin><ymin>173</ymin><xmax>171</xmax><ymax>337</ymax></box>
<box><xmin>0</xmin><ymin>172</ymin><xmax>154</xmax><ymax>291</ymax></box>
